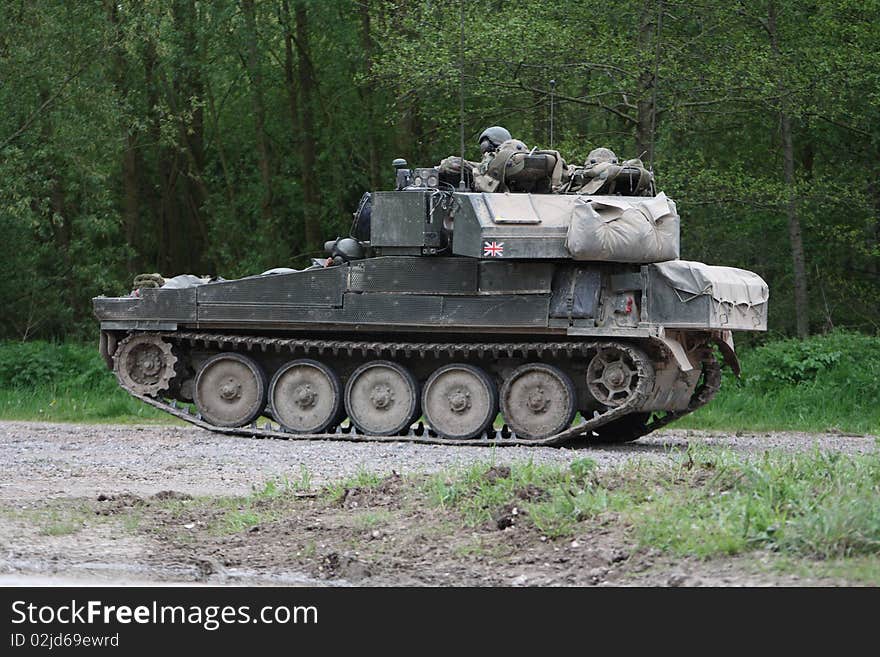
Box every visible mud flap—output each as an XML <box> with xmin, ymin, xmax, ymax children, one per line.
<box><xmin>654</xmin><ymin>334</ymin><xmax>694</xmax><ymax>372</ymax></box>
<box><xmin>712</xmin><ymin>330</ymin><xmax>740</xmax><ymax>376</ymax></box>
<box><xmin>99</xmin><ymin>331</ymin><xmax>118</xmax><ymax>371</ymax></box>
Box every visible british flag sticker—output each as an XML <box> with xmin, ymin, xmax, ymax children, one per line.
<box><xmin>483</xmin><ymin>241</ymin><xmax>504</xmax><ymax>257</ymax></box>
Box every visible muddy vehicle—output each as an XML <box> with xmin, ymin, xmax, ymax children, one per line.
<box><xmin>93</xmin><ymin>155</ymin><xmax>768</xmax><ymax>446</ymax></box>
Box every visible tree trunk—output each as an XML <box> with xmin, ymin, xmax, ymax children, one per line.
<box><xmin>532</xmin><ymin>88</ymin><xmax>546</xmax><ymax>147</ymax></box>
<box><xmin>359</xmin><ymin>1</ymin><xmax>380</xmax><ymax>189</ymax></box>
<box><xmin>279</xmin><ymin>0</ymin><xmax>301</xmax><ymax>255</ymax></box>
<box><xmin>780</xmin><ymin>111</ymin><xmax>810</xmax><ymax>337</ymax></box>
<box><xmin>170</xmin><ymin>0</ymin><xmax>209</xmax><ymax>274</ymax></box>
<box><xmin>635</xmin><ymin>0</ymin><xmax>661</xmax><ymax>163</ymax></box>
<box><xmin>37</xmin><ymin>87</ymin><xmax>74</xmax><ymax>314</ymax></box>
<box><xmin>295</xmin><ymin>2</ymin><xmax>320</xmax><ymax>250</ymax></box>
<box><xmin>242</xmin><ymin>0</ymin><xmax>273</xmax><ymax>223</ymax></box>
<box><xmin>769</xmin><ymin>2</ymin><xmax>810</xmax><ymax>338</ymax></box>
<box><xmin>106</xmin><ymin>0</ymin><xmax>141</xmax><ymax>274</ymax></box>
<box><xmin>280</xmin><ymin>0</ymin><xmax>299</xmax><ymax>146</ymax></box>
<box><xmin>143</xmin><ymin>36</ymin><xmax>173</xmax><ymax>273</ymax></box>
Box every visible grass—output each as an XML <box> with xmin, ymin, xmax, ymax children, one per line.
<box><xmin>426</xmin><ymin>448</ymin><xmax>880</xmax><ymax>566</ymax></box>
<box><xmin>135</xmin><ymin>471</ymin><xmax>320</xmax><ymax>537</ymax></box>
<box><xmin>770</xmin><ymin>555</ymin><xmax>880</xmax><ymax>585</ymax></box>
<box><xmin>0</xmin><ymin>503</ymin><xmax>95</xmax><ymax>537</ymax></box>
<box><xmin>212</xmin><ymin>474</ymin><xmax>316</xmax><ymax>535</ymax></box>
<box><xmin>0</xmin><ymin>340</ymin><xmax>171</xmax><ymax>423</ymax></box>
<box><xmin>351</xmin><ymin>510</ymin><xmax>393</xmax><ymax>530</ymax></box>
<box><xmin>0</xmin><ymin>387</ymin><xmax>171</xmax><ymax>424</ymax></box>
<box><xmin>58</xmin><ymin>448</ymin><xmax>873</xmax><ymax>584</ymax></box>
<box><xmin>425</xmin><ymin>458</ymin><xmax>620</xmax><ymax>537</ymax></box>
<box><xmin>678</xmin><ymin>331</ymin><xmax>880</xmax><ymax>434</ymax></box>
<box><xmin>140</xmin><ymin>448</ymin><xmax>880</xmax><ymax>582</ymax></box>
<box><xmin>627</xmin><ymin>448</ymin><xmax>880</xmax><ymax>559</ymax></box>
<box><xmin>323</xmin><ymin>468</ymin><xmax>387</xmax><ymax>504</ymax></box>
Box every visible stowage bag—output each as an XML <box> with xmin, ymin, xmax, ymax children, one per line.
<box><xmin>565</xmin><ymin>192</ymin><xmax>680</xmax><ymax>263</ymax></box>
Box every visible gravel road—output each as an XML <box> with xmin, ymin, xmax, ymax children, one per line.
<box><xmin>1</xmin><ymin>420</ymin><xmax>876</xmax><ymax>502</ymax></box>
<box><xmin>0</xmin><ymin>421</ymin><xmax>876</xmax><ymax>587</ymax></box>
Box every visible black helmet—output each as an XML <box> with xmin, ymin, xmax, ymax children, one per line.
<box><xmin>324</xmin><ymin>236</ymin><xmax>365</xmax><ymax>263</ymax></box>
<box><xmin>478</xmin><ymin>126</ymin><xmax>512</xmax><ymax>154</ymax></box>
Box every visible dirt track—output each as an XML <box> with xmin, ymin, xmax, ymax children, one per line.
<box><xmin>0</xmin><ymin>421</ymin><xmax>876</xmax><ymax>586</ymax></box>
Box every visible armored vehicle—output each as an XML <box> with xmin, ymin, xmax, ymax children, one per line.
<box><xmin>93</xmin><ymin>152</ymin><xmax>768</xmax><ymax>446</ymax></box>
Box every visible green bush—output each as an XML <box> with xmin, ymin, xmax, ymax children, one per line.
<box><xmin>0</xmin><ymin>341</ymin><xmax>113</xmax><ymax>391</ymax></box>
<box><xmin>680</xmin><ymin>331</ymin><xmax>880</xmax><ymax>433</ymax></box>
<box><xmin>741</xmin><ymin>331</ymin><xmax>880</xmax><ymax>390</ymax></box>
<box><xmin>0</xmin><ymin>340</ymin><xmax>168</xmax><ymax>423</ymax></box>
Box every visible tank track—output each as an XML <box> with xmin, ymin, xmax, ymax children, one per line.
<box><xmin>114</xmin><ymin>331</ymin><xmax>720</xmax><ymax>448</ymax></box>
<box><xmin>592</xmin><ymin>353</ymin><xmax>722</xmax><ymax>443</ymax></box>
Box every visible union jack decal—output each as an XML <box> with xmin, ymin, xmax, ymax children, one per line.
<box><xmin>483</xmin><ymin>241</ymin><xmax>504</xmax><ymax>257</ymax></box>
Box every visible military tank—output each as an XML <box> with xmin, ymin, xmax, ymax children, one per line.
<box><xmin>93</xmin><ymin>146</ymin><xmax>768</xmax><ymax>446</ymax></box>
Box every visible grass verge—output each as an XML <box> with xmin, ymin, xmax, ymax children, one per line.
<box><xmin>678</xmin><ymin>331</ymin><xmax>880</xmax><ymax>434</ymax></box>
<box><xmin>423</xmin><ymin>448</ymin><xmax>880</xmax><ymax>580</ymax></box>
<box><xmin>136</xmin><ymin>446</ymin><xmax>880</xmax><ymax>584</ymax></box>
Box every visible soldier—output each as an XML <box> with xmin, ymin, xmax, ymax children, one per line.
<box><xmin>438</xmin><ymin>125</ymin><xmax>514</xmax><ymax>186</ymax></box>
<box><xmin>439</xmin><ymin>125</ymin><xmax>564</xmax><ymax>193</ymax></box>
<box><xmin>563</xmin><ymin>147</ymin><xmax>653</xmax><ymax>195</ymax></box>
<box><xmin>477</xmin><ymin>126</ymin><xmax>512</xmax><ymax>155</ymax></box>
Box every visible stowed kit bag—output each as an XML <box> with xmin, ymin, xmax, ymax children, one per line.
<box><xmin>564</xmin><ymin>192</ymin><xmax>679</xmax><ymax>263</ymax></box>
<box><xmin>646</xmin><ymin>260</ymin><xmax>769</xmax><ymax>330</ymax></box>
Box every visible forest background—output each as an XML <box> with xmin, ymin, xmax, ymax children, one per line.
<box><xmin>1</xmin><ymin>0</ymin><xmax>878</xmax><ymax>341</ymax></box>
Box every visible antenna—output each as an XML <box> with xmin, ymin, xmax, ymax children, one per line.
<box><xmin>458</xmin><ymin>0</ymin><xmax>466</xmax><ymax>190</ymax></box>
<box><xmin>549</xmin><ymin>79</ymin><xmax>556</xmax><ymax>150</ymax></box>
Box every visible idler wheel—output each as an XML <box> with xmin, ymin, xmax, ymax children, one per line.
<box><xmin>269</xmin><ymin>359</ymin><xmax>342</xmax><ymax>434</ymax></box>
<box><xmin>114</xmin><ymin>333</ymin><xmax>177</xmax><ymax>397</ymax></box>
<box><xmin>344</xmin><ymin>361</ymin><xmax>419</xmax><ymax>436</ymax></box>
<box><xmin>422</xmin><ymin>364</ymin><xmax>497</xmax><ymax>440</ymax></box>
<box><xmin>499</xmin><ymin>363</ymin><xmax>576</xmax><ymax>440</ymax></box>
<box><xmin>194</xmin><ymin>353</ymin><xmax>266</xmax><ymax>428</ymax></box>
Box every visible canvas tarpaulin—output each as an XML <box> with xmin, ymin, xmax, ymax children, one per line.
<box><xmin>564</xmin><ymin>192</ymin><xmax>680</xmax><ymax>263</ymax></box>
<box><xmin>651</xmin><ymin>260</ymin><xmax>769</xmax><ymax>307</ymax></box>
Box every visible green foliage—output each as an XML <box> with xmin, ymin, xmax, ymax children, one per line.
<box><xmin>0</xmin><ymin>0</ymin><xmax>878</xmax><ymax>339</ymax></box>
<box><xmin>632</xmin><ymin>448</ymin><xmax>880</xmax><ymax>559</ymax></box>
<box><xmin>743</xmin><ymin>331</ymin><xmax>879</xmax><ymax>388</ymax></box>
<box><xmin>0</xmin><ymin>340</ymin><xmax>168</xmax><ymax>422</ymax></box>
<box><xmin>0</xmin><ymin>341</ymin><xmax>112</xmax><ymax>390</ymax></box>
<box><xmin>679</xmin><ymin>331</ymin><xmax>880</xmax><ymax>433</ymax></box>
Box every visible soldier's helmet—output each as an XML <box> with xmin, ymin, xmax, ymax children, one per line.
<box><xmin>478</xmin><ymin>126</ymin><xmax>513</xmax><ymax>154</ymax></box>
<box><xmin>586</xmin><ymin>147</ymin><xmax>619</xmax><ymax>167</ymax></box>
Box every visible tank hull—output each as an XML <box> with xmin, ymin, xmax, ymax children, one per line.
<box><xmin>94</xmin><ymin>256</ymin><xmax>764</xmax><ymax>445</ymax></box>
<box><xmin>94</xmin><ymin>256</ymin><xmax>766</xmax><ymax>335</ymax></box>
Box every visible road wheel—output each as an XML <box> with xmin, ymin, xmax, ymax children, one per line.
<box><xmin>269</xmin><ymin>359</ymin><xmax>342</xmax><ymax>434</ymax></box>
<box><xmin>422</xmin><ymin>364</ymin><xmax>497</xmax><ymax>439</ymax></box>
<box><xmin>344</xmin><ymin>360</ymin><xmax>419</xmax><ymax>436</ymax></box>
<box><xmin>194</xmin><ymin>353</ymin><xmax>266</xmax><ymax>428</ymax></box>
<box><xmin>500</xmin><ymin>363</ymin><xmax>576</xmax><ymax>440</ymax></box>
